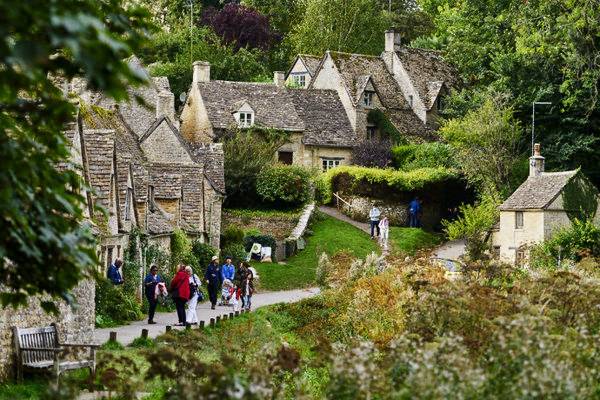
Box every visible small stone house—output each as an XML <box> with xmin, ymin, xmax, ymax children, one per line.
<box><xmin>494</xmin><ymin>144</ymin><xmax>600</xmax><ymax>264</ymax></box>
<box><xmin>179</xmin><ymin>62</ymin><xmax>358</xmax><ymax>171</ymax></box>
<box><xmin>289</xmin><ymin>29</ymin><xmax>459</xmax><ymax>141</ymax></box>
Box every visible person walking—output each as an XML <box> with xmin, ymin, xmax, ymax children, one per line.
<box><xmin>221</xmin><ymin>256</ymin><xmax>235</xmax><ymax>283</ymax></box>
<box><xmin>241</xmin><ymin>270</ymin><xmax>254</xmax><ymax>311</ymax></box>
<box><xmin>369</xmin><ymin>204</ymin><xmax>381</xmax><ymax>239</ymax></box>
<box><xmin>170</xmin><ymin>264</ymin><xmax>190</xmax><ymax>326</ymax></box>
<box><xmin>408</xmin><ymin>197</ymin><xmax>422</xmax><ymax>228</ymax></box>
<box><xmin>205</xmin><ymin>256</ymin><xmax>221</xmax><ymax>310</ymax></box>
<box><xmin>378</xmin><ymin>216</ymin><xmax>390</xmax><ymax>250</ymax></box>
<box><xmin>185</xmin><ymin>266</ymin><xmax>201</xmax><ymax>325</ymax></box>
<box><xmin>107</xmin><ymin>258</ymin><xmax>124</xmax><ymax>285</ymax></box>
<box><xmin>144</xmin><ymin>265</ymin><xmax>161</xmax><ymax>324</ymax></box>
<box><xmin>236</xmin><ymin>262</ymin><xmax>250</xmax><ymax>308</ymax></box>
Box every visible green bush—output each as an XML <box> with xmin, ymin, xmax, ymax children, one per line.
<box><xmin>256</xmin><ymin>164</ymin><xmax>312</xmax><ymax>206</ymax></box>
<box><xmin>319</xmin><ymin>165</ymin><xmax>459</xmax><ymax>204</ymax></box>
<box><xmin>530</xmin><ymin>219</ymin><xmax>600</xmax><ymax>268</ymax></box>
<box><xmin>392</xmin><ymin>143</ymin><xmax>456</xmax><ymax>170</ymax></box>
<box><xmin>192</xmin><ymin>240</ymin><xmax>218</xmax><ymax>269</ymax></box>
<box><xmin>95</xmin><ymin>278</ymin><xmax>143</xmax><ymax>328</ymax></box>
<box><xmin>221</xmin><ymin>244</ymin><xmax>248</xmax><ymax>265</ymax></box>
<box><xmin>170</xmin><ymin>229</ymin><xmax>198</xmax><ymax>270</ymax></box>
<box><xmin>244</xmin><ymin>234</ymin><xmax>277</xmax><ymax>256</ymax></box>
<box><xmin>221</xmin><ymin>225</ymin><xmax>246</xmax><ymax>249</ymax></box>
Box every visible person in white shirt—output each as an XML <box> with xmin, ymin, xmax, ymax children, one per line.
<box><xmin>185</xmin><ymin>266</ymin><xmax>201</xmax><ymax>325</ymax></box>
<box><xmin>369</xmin><ymin>205</ymin><xmax>381</xmax><ymax>239</ymax></box>
<box><xmin>378</xmin><ymin>216</ymin><xmax>390</xmax><ymax>250</ymax></box>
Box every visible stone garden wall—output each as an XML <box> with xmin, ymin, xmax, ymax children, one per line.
<box><xmin>0</xmin><ymin>280</ymin><xmax>95</xmax><ymax>381</ymax></box>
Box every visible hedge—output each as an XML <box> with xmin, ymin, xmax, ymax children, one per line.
<box><xmin>256</xmin><ymin>165</ymin><xmax>312</xmax><ymax>206</ymax></box>
<box><xmin>318</xmin><ymin>166</ymin><xmax>460</xmax><ymax>204</ymax></box>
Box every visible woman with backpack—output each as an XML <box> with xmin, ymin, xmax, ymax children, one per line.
<box><xmin>185</xmin><ymin>266</ymin><xmax>201</xmax><ymax>325</ymax></box>
<box><xmin>170</xmin><ymin>264</ymin><xmax>190</xmax><ymax>326</ymax></box>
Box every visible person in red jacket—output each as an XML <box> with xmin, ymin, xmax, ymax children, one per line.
<box><xmin>170</xmin><ymin>264</ymin><xmax>190</xmax><ymax>326</ymax></box>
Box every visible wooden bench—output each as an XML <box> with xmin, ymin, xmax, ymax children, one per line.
<box><xmin>13</xmin><ymin>324</ymin><xmax>98</xmax><ymax>385</ymax></box>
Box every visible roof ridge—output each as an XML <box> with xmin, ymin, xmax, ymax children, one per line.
<box><xmin>328</xmin><ymin>50</ymin><xmax>380</xmax><ymax>59</ymax></box>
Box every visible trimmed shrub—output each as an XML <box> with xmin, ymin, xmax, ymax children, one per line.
<box><xmin>351</xmin><ymin>139</ymin><xmax>393</xmax><ymax>168</ymax></box>
<box><xmin>221</xmin><ymin>225</ymin><xmax>245</xmax><ymax>249</ymax></box>
<box><xmin>95</xmin><ymin>279</ymin><xmax>143</xmax><ymax>328</ymax></box>
<box><xmin>392</xmin><ymin>143</ymin><xmax>456</xmax><ymax>170</ymax></box>
<box><xmin>319</xmin><ymin>165</ymin><xmax>460</xmax><ymax>204</ymax></box>
<box><xmin>256</xmin><ymin>165</ymin><xmax>312</xmax><ymax>206</ymax></box>
<box><xmin>244</xmin><ymin>234</ymin><xmax>277</xmax><ymax>255</ymax></box>
<box><xmin>170</xmin><ymin>229</ymin><xmax>198</xmax><ymax>270</ymax></box>
<box><xmin>221</xmin><ymin>243</ymin><xmax>248</xmax><ymax>265</ymax></box>
<box><xmin>192</xmin><ymin>240</ymin><xmax>218</xmax><ymax>269</ymax></box>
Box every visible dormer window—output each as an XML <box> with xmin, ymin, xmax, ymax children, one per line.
<box><xmin>292</xmin><ymin>74</ymin><xmax>306</xmax><ymax>88</ymax></box>
<box><xmin>363</xmin><ymin>91</ymin><xmax>374</xmax><ymax>107</ymax></box>
<box><xmin>238</xmin><ymin>112</ymin><xmax>253</xmax><ymax>128</ymax></box>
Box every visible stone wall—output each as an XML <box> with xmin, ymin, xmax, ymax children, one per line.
<box><xmin>340</xmin><ymin>195</ymin><xmax>443</xmax><ymax>230</ymax></box>
<box><xmin>0</xmin><ymin>280</ymin><xmax>95</xmax><ymax>381</ymax></box>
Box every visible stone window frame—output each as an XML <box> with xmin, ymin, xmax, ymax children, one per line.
<box><xmin>321</xmin><ymin>157</ymin><xmax>342</xmax><ymax>172</ymax></box>
<box><xmin>515</xmin><ymin>211</ymin><xmax>524</xmax><ymax>229</ymax></box>
<box><xmin>238</xmin><ymin>112</ymin><xmax>254</xmax><ymax>128</ymax></box>
<box><xmin>363</xmin><ymin>91</ymin><xmax>375</xmax><ymax>107</ymax></box>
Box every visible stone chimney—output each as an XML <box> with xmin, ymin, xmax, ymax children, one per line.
<box><xmin>274</xmin><ymin>71</ymin><xmax>286</xmax><ymax>88</ymax></box>
<box><xmin>156</xmin><ymin>90</ymin><xmax>178</xmax><ymax>127</ymax></box>
<box><xmin>192</xmin><ymin>61</ymin><xmax>210</xmax><ymax>83</ymax></box>
<box><xmin>529</xmin><ymin>143</ymin><xmax>545</xmax><ymax>177</ymax></box>
<box><xmin>384</xmin><ymin>29</ymin><xmax>402</xmax><ymax>52</ymax></box>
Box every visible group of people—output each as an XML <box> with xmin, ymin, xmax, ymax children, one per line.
<box><xmin>108</xmin><ymin>255</ymin><xmax>255</xmax><ymax>327</ymax></box>
<box><xmin>368</xmin><ymin>197</ymin><xmax>423</xmax><ymax>246</ymax></box>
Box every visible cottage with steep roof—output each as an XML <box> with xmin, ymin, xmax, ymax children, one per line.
<box><xmin>180</xmin><ymin>62</ymin><xmax>357</xmax><ymax>171</ymax></box>
<box><xmin>286</xmin><ymin>54</ymin><xmax>322</xmax><ymax>88</ymax></box>
<box><xmin>494</xmin><ymin>144</ymin><xmax>600</xmax><ymax>264</ymax></box>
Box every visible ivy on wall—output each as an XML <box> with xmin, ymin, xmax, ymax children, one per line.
<box><xmin>367</xmin><ymin>109</ymin><xmax>407</xmax><ymax>144</ymax></box>
<box><xmin>562</xmin><ymin>172</ymin><xmax>599</xmax><ymax>222</ymax></box>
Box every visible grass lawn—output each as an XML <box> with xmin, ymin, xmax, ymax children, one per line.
<box><xmin>252</xmin><ymin>214</ymin><xmax>379</xmax><ymax>291</ymax></box>
<box><xmin>389</xmin><ymin>227</ymin><xmax>442</xmax><ymax>255</ymax></box>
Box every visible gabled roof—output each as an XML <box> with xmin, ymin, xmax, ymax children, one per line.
<box><xmin>327</xmin><ymin>51</ymin><xmax>409</xmax><ymax>109</ymax></box>
<box><xmin>499</xmin><ymin>170</ymin><xmax>579</xmax><ymax>211</ymax></box>
<box><xmin>287</xmin><ymin>89</ymin><xmax>357</xmax><ymax>148</ymax></box>
<box><xmin>191</xmin><ymin>144</ymin><xmax>226</xmax><ymax>195</ymax></box>
<box><xmin>197</xmin><ymin>81</ymin><xmax>305</xmax><ymax>131</ymax></box>
<box><xmin>82</xmin><ymin>129</ymin><xmax>115</xmax><ymax>219</ymax></box>
<box><xmin>139</xmin><ymin>115</ymin><xmax>195</xmax><ymax>161</ymax></box>
<box><xmin>394</xmin><ymin>47</ymin><xmax>459</xmax><ymax>110</ymax></box>
<box><xmin>287</xmin><ymin>54</ymin><xmax>322</xmax><ymax>78</ymax></box>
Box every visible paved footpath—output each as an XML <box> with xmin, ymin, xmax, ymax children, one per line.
<box><xmin>94</xmin><ymin>287</ymin><xmax>320</xmax><ymax>345</ymax></box>
<box><xmin>432</xmin><ymin>238</ymin><xmax>466</xmax><ymax>261</ymax></box>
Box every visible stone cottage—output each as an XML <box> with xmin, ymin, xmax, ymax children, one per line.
<box><xmin>494</xmin><ymin>144</ymin><xmax>600</xmax><ymax>264</ymax></box>
<box><xmin>285</xmin><ymin>54</ymin><xmax>322</xmax><ymax>88</ymax></box>
<box><xmin>179</xmin><ymin>62</ymin><xmax>358</xmax><ymax>171</ymax></box>
<box><xmin>289</xmin><ymin>29</ymin><xmax>459</xmax><ymax>140</ymax></box>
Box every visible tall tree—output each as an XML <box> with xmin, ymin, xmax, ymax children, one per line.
<box><xmin>0</xmin><ymin>0</ymin><xmax>152</xmax><ymax>311</ymax></box>
<box><xmin>291</xmin><ymin>0</ymin><xmax>390</xmax><ymax>55</ymax></box>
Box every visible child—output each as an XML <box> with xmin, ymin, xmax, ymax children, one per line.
<box><xmin>378</xmin><ymin>216</ymin><xmax>390</xmax><ymax>250</ymax></box>
<box><xmin>241</xmin><ymin>270</ymin><xmax>254</xmax><ymax>311</ymax></box>
<box><xmin>232</xmin><ymin>286</ymin><xmax>242</xmax><ymax>312</ymax></box>
<box><xmin>220</xmin><ymin>278</ymin><xmax>234</xmax><ymax>306</ymax></box>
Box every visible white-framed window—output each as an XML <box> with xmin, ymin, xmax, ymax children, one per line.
<box><xmin>367</xmin><ymin>125</ymin><xmax>377</xmax><ymax>140</ymax></box>
<box><xmin>363</xmin><ymin>91</ymin><xmax>374</xmax><ymax>107</ymax></box>
<box><xmin>515</xmin><ymin>211</ymin><xmax>524</xmax><ymax>229</ymax></box>
<box><xmin>322</xmin><ymin>158</ymin><xmax>341</xmax><ymax>171</ymax></box>
<box><xmin>293</xmin><ymin>74</ymin><xmax>306</xmax><ymax>87</ymax></box>
<box><xmin>238</xmin><ymin>112</ymin><xmax>253</xmax><ymax>128</ymax></box>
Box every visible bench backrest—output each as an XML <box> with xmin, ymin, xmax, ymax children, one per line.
<box><xmin>14</xmin><ymin>325</ymin><xmax>59</xmax><ymax>364</ymax></box>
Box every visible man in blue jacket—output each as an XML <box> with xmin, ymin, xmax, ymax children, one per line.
<box><xmin>144</xmin><ymin>265</ymin><xmax>161</xmax><ymax>324</ymax></box>
<box><xmin>107</xmin><ymin>258</ymin><xmax>124</xmax><ymax>285</ymax></box>
<box><xmin>221</xmin><ymin>256</ymin><xmax>235</xmax><ymax>283</ymax></box>
<box><xmin>408</xmin><ymin>197</ymin><xmax>422</xmax><ymax>228</ymax></box>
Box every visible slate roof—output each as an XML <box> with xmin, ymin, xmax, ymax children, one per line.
<box><xmin>299</xmin><ymin>54</ymin><xmax>322</xmax><ymax>76</ymax></box>
<box><xmin>327</xmin><ymin>52</ymin><xmax>409</xmax><ymax>109</ymax></box>
<box><xmin>197</xmin><ymin>81</ymin><xmax>305</xmax><ymax>131</ymax></box>
<box><xmin>499</xmin><ymin>170</ymin><xmax>579</xmax><ymax>211</ymax></box>
<box><xmin>191</xmin><ymin>144</ymin><xmax>226</xmax><ymax>195</ymax></box>
<box><xmin>287</xmin><ymin>89</ymin><xmax>357</xmax><ymax>148</ymax></box>
<box><xmin>146</xmin><ymin>205</ymin><xmax>175</xmax><ymax>235</ymax></box>
<box><xmin>394</xmin><ymin>47</ymin><xmax>460</xmax><ymax>110</ymax></box>
<box><xmin>82</xmin><ymin>129</ymin><xmax>115</xmax><ymax>219</ymax></box>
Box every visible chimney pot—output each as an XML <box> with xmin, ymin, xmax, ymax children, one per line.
<box><xmin>193</xmin><ymin>61</ymin><xmax>210</xmax><ymax>83</ymax></box>
<box><xmin>529</xmin><ymin>143</ymin><xmax>545</xmax><ymax>177</ymax></box>
<box><xmin>274</xmin><ymin>71</ymin><xmax>286</xmax><ymax>88</ymax></box>
<box><xmin>385</xmin><ymin>29</ymin><xmax>402</xmax><ymax>52</ymax></box>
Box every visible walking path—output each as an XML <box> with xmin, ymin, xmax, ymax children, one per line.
<box><xmin>94</xmin><ymin>287</ymin><xmax>319</xmax><ymax>345</ymax></box>
<box><xmin>432</xmin><ymin>239</ymin><xmax>466</xmax><ymax>261</ymax></box>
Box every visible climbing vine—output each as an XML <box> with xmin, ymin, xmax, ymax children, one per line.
<box><xmin>367</xmin><ymin>109</ymin><xmax>407</xmax><ymax>144</ymax></box>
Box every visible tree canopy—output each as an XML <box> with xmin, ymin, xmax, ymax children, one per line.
<box><xmin>0</xmin><ymin>0</ymin><xmax>153</xmax><ymax>311</ymax></box>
